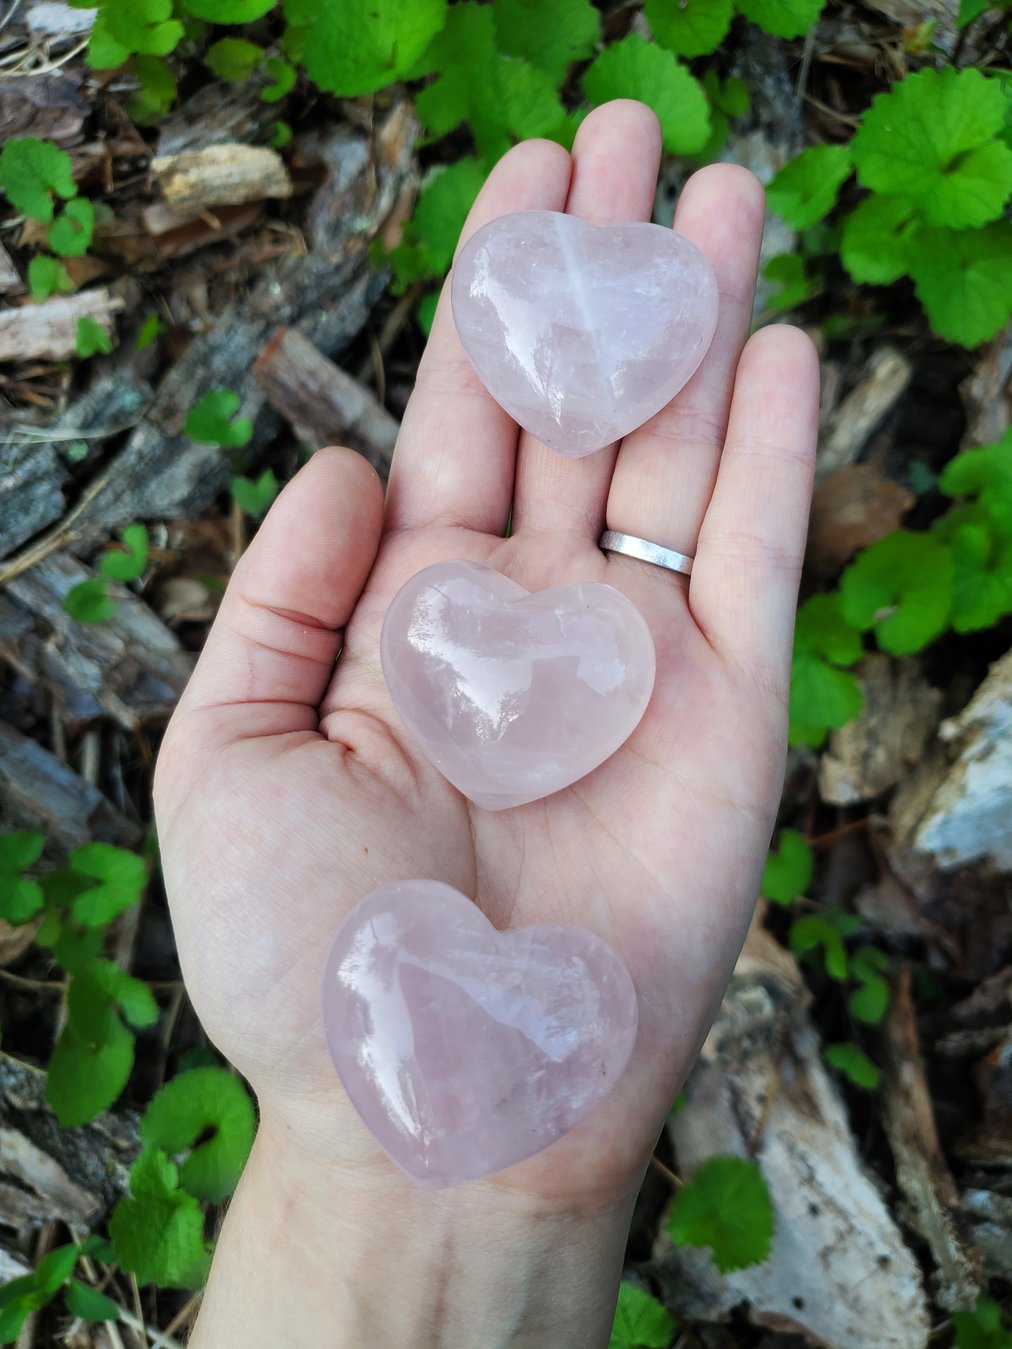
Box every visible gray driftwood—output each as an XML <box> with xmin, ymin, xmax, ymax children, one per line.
<box><xmin>0</xmin><ymin>288</ymin><xmax>124</xmax><ymax>364</ymax></box>
<box><xmin>254</xmin><ymin>326</ymin><xmax>400</xmax><ymax>475</ymax></box>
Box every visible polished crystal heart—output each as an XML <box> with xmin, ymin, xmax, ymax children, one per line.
<box><xmin>322</xmin><ymin>880</ymin><xmax>638</xmax><ymax>1187</ymax></box>
<box><xmin>381</xmin><ymin>560</ymin><xmax>655</xmax><ymax>810</ymax></box>
<box><xmin>451</xmin><ymin>210</ymin><xmax>719</xmax><ymax>458</ymax></box>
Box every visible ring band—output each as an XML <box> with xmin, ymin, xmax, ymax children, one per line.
<box><xmin>599</xmin><ymin>530</ymin><xmax>694</xmax><ymax>577</ymax></box>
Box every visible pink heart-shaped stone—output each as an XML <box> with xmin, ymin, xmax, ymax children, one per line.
<box><xmin>381</xmin><ymin>560</ymin><xmax>655</xmax><ymax>810</ymax></box>
<box><xmin>322</xmin><ymin>880</ymin><xmax>638</xmax><ymax>1187</ymax></box>
<box><xmin>451</xmin><ymin>210</ymin><xmax>719</xmax><ymax>458</ymax></box>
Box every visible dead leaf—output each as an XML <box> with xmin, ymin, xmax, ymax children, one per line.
<box><xmin>808</xmin><ymin>463</ymin><xmax>914</xmax><ymax>577</ymax></box>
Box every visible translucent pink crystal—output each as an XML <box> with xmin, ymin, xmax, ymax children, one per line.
<box><xmin>381</xmin><ymin>560</ymin><xmax>655</xmax><ymax>810</ymax></box>
<box><xmin>451</xmin><ymin>210</ymin><xmax>719</xmax><ymax>458</ymax></box>
<box><xmin>322</xmin><ymin>880</ymin><xmax>638</xmax><ymax>1187</ymax></box>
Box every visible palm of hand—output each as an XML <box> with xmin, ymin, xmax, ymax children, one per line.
<box><xmin>154</xmin><ymin>102</ymin><xmax>818</xmax><ymax>1214</ymax></box>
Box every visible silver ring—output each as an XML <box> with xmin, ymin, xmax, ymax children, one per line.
<box><xmin>599</xmin><ymin>530</ymin><xmax>694</xmax><ymax>577</ymax></box>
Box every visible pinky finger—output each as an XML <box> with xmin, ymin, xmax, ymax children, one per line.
<box><xmin>689</xmin><ymin>324</ymin><xmax>819</xmax><ymax>688</ymax></box>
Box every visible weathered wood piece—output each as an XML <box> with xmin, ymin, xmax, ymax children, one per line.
<box><xmin>817</xmin><ymin>346</ymin><xmax>913</xmax><ymax>480</ymax></box>
<box><xmin>654</xmin><ymin>915</ymin><xmax>929</xmax><ymax>1349</ymax></box>
<box><xmin>152</xmin><ymin>144</ymin><xmax>292</xmax><ymax>214</ymax></box>
<box><xmin>891</xmin><ymin>647</ymin><xmax>1012</xmax><ymax>871</ymax></box>
<box><xmin>819</xmin><ymin>654</ymin><xmax>941</xmax><ymax>805</ymax></box>
<box><xmin>0</xmin><ymin>244</ymin><xmax>21</xmax><ymax>296</ymax></box>
<box><xmin>0</xmin><ymin>1052</ymin><xmax>138</xmax><ymax>1217</ymax></box>
<box><xmin>0</xmin><ymin>442</ymin><xmax>68</xmax><ymax>561</ymax></box>
<box><xmin>0</xmin><ymin>721</ymin><xmax>140</xmax><ymax>851</ymax></box>
<box><xmin>2</xmin><ymin>552</ymin><xmax>194</xmax><ymax>730</ymax></box>
<box><xmin>0</xmin><ymin>289</ymin><xmax>123</xmax><ymax>363</ymax></box>
<box><xmin>254</xmin><ymin>326</ymin><xmax>400</xmax><ymax>475</ymax></box>
<box><xmin>881</xmin><ymin>966</ymin><xmax>982</xmax><ymax>1309</ymax></box>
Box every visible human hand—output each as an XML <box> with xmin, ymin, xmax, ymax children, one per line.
<box><xmin>154</xmin><ymin>100</ymin><xmax>818</xmax><ymax>1346</ymax></box>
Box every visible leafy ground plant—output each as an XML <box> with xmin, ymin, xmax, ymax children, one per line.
<box><xmin>667</xmin><ymin>1155</ymin><xmax>774</xmax><ymax>1273</ymax></box>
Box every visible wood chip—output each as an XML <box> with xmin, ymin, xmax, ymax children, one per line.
<box><xmin>881</xmin><ymin>966</ymin><xmax>982</xmax><ymax>1308</ymax></box>
<box><xmin>817</xmin><ymin>346</ymin><xmax>913</xmax><ymax>480</ymax></box>
<box><xmin>0</xmin><ymin>1124</ymin><xmax>100</xmax><ymax>1230</ymax></box>
<box><xmin>0</xmin><ymin>289</ymin><xmax>123</xmax><ymax>364</ymax></box>
<box><xmin>807</xmin><ymin>462</ymin><xmax>914</xmax><ymax>576</ymax></box>
<box><xmin>653</xmin><ymin>914</ymin><xmax>929</xmax><ymax>1349</ymax></box>
<box><xmin>0</xmin><ymin>244</ymin><xmax>23</xmax><ymax>297</ymax></box>
<box><xmin>152</xmin><ymin>144</ymin><xmax>292</xmax><ymax>215</ymax></box>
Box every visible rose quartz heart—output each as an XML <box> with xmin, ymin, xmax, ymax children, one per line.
<box><xmin>451</xmin><ymin>210</ymin><xmax>719</xmax><ymax>458</ymax></box>
<box><xmin>381</xmin><ymin>560</ymin><xmax>655</xmax><ymax>810</ymax></box>
<box><xmin>322</xmin><ymin>880</ymin><xmax>638</xmax><ymax>1187</ymax></box>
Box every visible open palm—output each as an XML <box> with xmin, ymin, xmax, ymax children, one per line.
<box><xmin>153</xmin><ymin>100</ymin><xmax>818</xmax><ymax>1217</ymax></box>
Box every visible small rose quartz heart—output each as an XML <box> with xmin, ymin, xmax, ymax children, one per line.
<box><xmin>451</xmin><ymin>210</ymin><xmax>719</xmax><ymax>458</ymax></box>
<box><xmin>381</xmin><ymin>560</ymin><xmax>655</xmax><ymax>810</ymax></box>
<box><xmin>322</xmin><ymin>880</ymin><xmax>638</xmax><ymax>1187</ymax></box>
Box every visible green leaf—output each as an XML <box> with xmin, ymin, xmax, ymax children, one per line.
<box><xmin>68</xmin><ymin>960</ymin><xmax>158</xmax><ymax>1040</ymax></box>
<box><xmin>668</xmin><ymin>1155</ymin><xmax>774</xmax><ymax>1273</ymax></box>
<box><xmin>261</xmin><ymin>56</ymin><xmax>296</xmax><ymax>102</ymax></box>
<box><xmin>645</xmin><ymin>0</ymin><xmax>733</xmax><ymax>58</ymax></box>
<box><xmin>47</xmin><ymin>197</ymin><xmax>95</xmax><ymax>257</ymax></box>
<box><xmin>0</xmin><ymin>1275</ymin><xmax>36</xmax><ymax>1313</ymax></box>
<box><xmin>839</xmin><ymin>531</ymin><xmax>954</xmax><ymax>655</ymax></box>
<box><xmin>794</xmin><ymin>593</ymin><xmax>864</xmax><ymax>666</ymax></box>
<box><xmin>63</xmin><ymin>578</ymin><xmax>116</xmax><ymax>624</ymax></box>
<box><xmin>789</xmin><ymin>914</ymin><xmax>849</xmax><ymax>980</ymax></box>
<box><xmin>141</xmin><ymin>1067</ymin><xmax>256</xmax><ymax>1201</ymax></box>
<box><xmin>75</xmin><ymin>315</ymin><xmax>113</xmax><ymax>358</ymax></box>
<box><xmin>0</xmin><ymin>1299</ymin><xmax>32</xmax><ymax>1342</ymax></box>
<box><xmin>0</xmin><ymin>138</ymin><xmax>76</xmax><ymax>222</ymax></box>
<box><xmin>65</xmin><ymin>1280</ymin><xmax>120</xmax><ymax>1322</ymax></box>
<box><xmin>28</xmin><ymin>254</ymin><xmax>75</xmax><ymax>299</ymax></box>
<box><xmin>47</xmin><ymin>1015</ymin><xmax>134</xmax><ymax>1126</ymax></box>
<box><xmin>116</xmin><ymin>972</ymin><xmax>159</xmax><ymax>1029</ymax></box>
<box><xmin>762</xmin><ymin>828</ymin><xmax>813</xmax><ymax>907</ymax></box>
<box><xmin>182</xmin><ymin>0</ymin><xmax>276</xmax><ymax>17</ymax></box>
<box><xmin>609</xmin><ymin>1281</ymin><xmax>674</xmax><ymax>1349</ymax></box>
<box><xmin>35</xmin><ymin>1244</ymin><xmax>80</xmax><ymax>1295</ymax></box>
<box><xmin>840</xmin><ymin>194</ymin><xmax>919</xmax><ymax>286</ymax></box>
<box><xmin>767</xmin><ymin>144</ymin><xmax>852</xmax><ymax>230</ymax></box>
<box><xmin>940</xmin><ymin>431</ymin><xmax>1012</xmax><ymax>534</ymax></box>
<box><xmin>205</xmin><ymin>37</ymin><xmax>263</xmax><ymax>82</ymax></box>
<box><xmin>494</xmin><ymin>0</ymin><xmax>600</xmax><ymax>82</ymax></box>
<box><xmin>736</xmin><ymin>0</ymin><xmax>825</xmax><ymax>37</ymax></box>
<box><xmin>762</xmin><ymin>253</ymin><xmax>819</xmax><ymax>310</ymax></box>
<box><xmin>789</xmin><ymin>650</ymin><xmax>864</xmax><ymax>747</ymax></box>
<box><xmin>69</xmin><ymin>842</ymin><xmax>147</xmax><ymax>927</ymax></box>
<box><xmin>412</xmin><ymin>5</ymin><xmax>564</xmax><ymax>163</ymax></box>
<box><xmin>185</xmin><ymin>389</ymin><xmax>253</xmax><ymax>447</ymax></box>
<box><xmin>957</xmin><ymin>0</ymin><xmax>991</xmax><ymax>23</ymax></box>
<box><xmin>824</xmin><ymin>1042</ymin><xmax>881</xmax><ymax>1090</ymax></box>
<box><xmin>232</xmin><ymin>469</ymin><xmax>278</xmax><ymax>519</ymax></box>
<box><xmin>943</xmin><ymin>519</ymin><xmax>1012</xmax><ymax>632</ymax></box>
<box><xmin>952</xmin><ymin>1295</ymin><xmax>1012</xmax><ymax>1349</ymax></box>
<box><xmin>583</xmin><ymin>34</ymin><xmax>710</xmax><ymax>157</ymax></box>
<box><xmin>109</xmin><ymin>1149</ymin><xmax>210</xmax><ymax>1288</ymax></box>
<box><xmin>87</xmin><ymin>10</ymin><xmax>132</xmax><ymax>68</ymax></box>
<box><xmin>851</xmin><ymin>68</ymin><xmax>1012</xmax><ymax>230</ymax></box>
<box><xmin>304</xmin><ymin>0</ymin><xmax>447</xmax><ymax>96</ymax></box>
<box><xmin>98</xmin><ymin>523</ymin><xmax>149</xmax><ymax>582</ymax></box>
<box><xmin>104</xmin><ymin>0</ymin><xmax>184</xmax><ymax>57</ymax></box>
<box><xmin>135</xmin><ymin>313</ymin><xmax>165</xmax><ymax>350</ymax></box>
<box><xmin>129</xmin><ymin>54</ymin><xmax>179</xmax><ymax>123</ymax></box>
<box><xmin>0</xmin><ymin>830</ymin><xmax>45</xmax><ymax>872</ymax></box>
<box><xmin>0</xmin><ymin>877</ymin><xmax>44</xmax><ymax>924</ymax></box>
<box><xmin>389</xmin><ymin>157</ymin><xmax>486</xmax><ymax>285</ymax></box>
<box><xmin>848</xmin><ymin>946</ymin><xmax>890</xmax><ymax>1024</ymax></box>
<box><xmin>907</xmin><ymin>220</ymin><xmax>1012</xmax><ymax>348</ymax></box>
<box><xmin>270</xmin><ymin>120</ymin><xmax>293</xmax><ymax>149</ymax></box>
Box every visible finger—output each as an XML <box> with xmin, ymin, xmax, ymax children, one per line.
<box><xmin>511</xmin><ymin>100</ymin><xmax>662</xmax><ymax>539</ymax></box>
<box><xmin>385</xmin><ymin>138</ymin><xmax>572</xmax><ymax>536</ymax></box>
<box><xmin>606</xmin><ymin>164</ymin><xmax>765</xmax><ymax>557</ymax></box>
<box><xmin>690</xmin><ymin>325</ymin><xmax>820</xmax><ymax>685</ymax></box>
<box><xmin>172</xmin><ymin>447</ymin><xmax>384</xmax><ymax>737</ymax></box>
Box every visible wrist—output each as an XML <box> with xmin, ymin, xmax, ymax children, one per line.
<box><xmin>190</xmin><ymin>1108</ymin><xmax>636</xmax><ymax>1349</ymax></box>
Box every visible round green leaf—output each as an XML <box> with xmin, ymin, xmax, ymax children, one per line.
<box><xmin>761</xmin><ymin>828</ymin><xmax>814</xmax><ymax>906</ymax></box>
<box><xmin>767</xmin><ymin>144</ymin><xmax>852</xmax><ymax>230</ymax></box>
<box><xmin>141</xmin><ymin>1067</ymin><xmax>255</xmax><ymax>1201</ymax></box>
<box><xmin>583</xmin><ymin>34</ymin><xmax>710</xmax><ymax>156</ymax></box>
<box><xmin>668</xmin><ymin>1155</ymin><xmax>774</xmax><ymax>1272</ymax></box>
<box><xmin>644</xmin><ymin>0</ymin><xmax>733</xmax><ymax>58</ymax></box>
<box><xmin>908</xmin><ymin>220</ymin><xmax>1012</xmax><ymax>349</ymax></box>
<box><xmin>840</xmin><ymin>195</ymin><xmax>919</xmax><ymax>286</ymax></box>
<box><xmin>824</xmin><ymin>1042</ymin><xmax>880</xmax><ymax>1090</ymax></box>
<box><xmin>46</xmin><ymin>1016</ymin><xmax>134</xmax><ymax>1127</ymax></box>
<box><xmin>737</xmin><ymin>0</ymin><xmax>824</xmax><ymax>37</ymax></box>
<box><xmin>304</xmin><ymin>0</ymin><xmax>447</xmax><ymax>96</ymax></box>
<box><xmin>839</xmin><ymin>531</ymin><xmax>954</xmax><ymax>655</ymax></box>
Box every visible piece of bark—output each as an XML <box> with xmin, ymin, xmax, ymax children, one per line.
<box><xmin>254</xmin><ymin>326</ymin><xmax>400</xmax><ymax>474</ymax></box>
<box><xmin>3</xmin><ymin>552</ymin><xmax>194</xmax><ymax>731</ymax></box>
<box><xmin>653</xmin><ymin>914</ymin><xmax>929</xmax><ymax>1349</ymax></box>
<box><xmin>156</xmin><ymin>78</ymin><xmax>279</xmax><ymax>157</ymax></box>
<box><xmin>152</xmin><ymin>145</ymin><xmax>292</xmax><ymax>215</ymax></box>
<box><xmin>817</xmin><ymin>347</ymin><xmax>913</xmax><ymax>480</ymax></box>
<box><xmin>960</xmin><ymin>328</ymin><xmax>1011</xmax><ymax>450</ymax></box>
<box><xmin>818</xmin><ymin>654</ymin><xmax>941</xmax><ymax>805</ymax></box>
<box><xmin>891</xmin><ymin>647</ymin><xmax>1012</xmax><ymax>871</ymax></box>
<box><xmin>137</xmin><ymin>199</ymin><xmax>264</xmax><ymax>261</ymax></box>
<box><xmin>26</xmin><ymin>1</ymin><xmax>96</xmax><ymax>44</ymax></box>
<box><xmin>0</xmin><ymin>105</ymin><xmax>416</xmax><ymax>577</ymax></box>
<box><xmin>0</xmin><ymin>70</ymin><xmax>87</xmax><ymax>148</ymax></box>
<box><xmin>0</xmin><ymin>918</ymin><xmax>39</xmax><ymax>968</ymax></box>
<box><xmin>0</xmin><ymin>441</ymin><xmax>69</xmax><ymax>561</ymax></box>
<box><xmin>0</xmin><ymin>244</ymin><xmax>22</xmax><ymax>297</ymax></box>
<box><xmin>862</xmin><ymin>0</ymin><xmax>960</xmax><ymax>56</ymax></box>
<box><xmin>0</xmin><ymin>720</ymin><xmax>140</xmax><ymax>851</ymax></box>
<box><xmin>0</xmin><ymin>1052</ymin><xmax>138</xmax><ymax>1216</ymax></box>
<box><xmin>0</xmin><ymin>1125</ymin><xmax>100</xmax><ymax>1232</ymax></box>
<box><xmin>0</xmin><ymin>289</ymin><xmax>123</xmax><ymax>364</ymax></box>
<box><xmin>807</xmin><ymin>463</ymin><xmax>914</xmax><ymax>577</ymax></box>
<box><xmin>881</xmin><ymin>966</ymin><xmax>982</xmax><ymax>1308</ymax></box>
<box><xmin>962</xmin><ymin>1190</ymin><xmax>1012</xmax><ymax>1281</ymax></box>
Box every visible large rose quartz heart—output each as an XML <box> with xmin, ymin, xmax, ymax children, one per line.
<box><xmin>322</xmin><ymin>880</ymin><xmax>638</xmax><ymax>1187</ymax></box>
<box><xmin>451</xmin><ymin>210</ymin><xmax>719</xmax><ymax>458</ymax></box>
<box><xmin>381</xmin><ymin>560</ymin><xmax>655</xmax><ymax>810</ymax></box>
